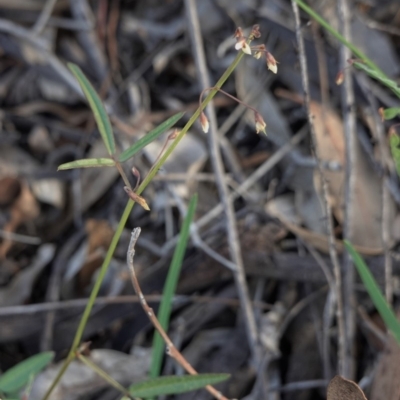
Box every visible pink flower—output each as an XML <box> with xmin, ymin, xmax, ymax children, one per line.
<box><xmin>200</xmin><ymin>112</ymin><xmax>209</xmax><ymax>133</ymax></box>
<box><xmin>254</xmin><ymin>112</ymin><xmax>267</xmax><ymax>134</ymax></box>
<box><xmin>266</xmin><ymin>52</ymin><xmax>278</xmax><ymax>74</ymax></box>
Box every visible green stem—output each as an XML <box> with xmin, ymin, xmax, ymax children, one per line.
<box><xmin>42</xmin><ymin>50</ymin><xmax>245</xmax><ymax>400</ymax></box>
<box><xmin>293</xmin><ymin>0</ymin><xmax>384</xmax><ymax>75</ymax></box>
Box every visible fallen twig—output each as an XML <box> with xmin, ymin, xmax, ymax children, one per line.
<box><xmin>291</xmin><ymin>0</ymin><xmax>346</xmax><ymax>377</ymax></box>
<box><xmin>127</xmin><ymin>228</ymin><xmax>229</xmax><ymax>400</ymax></box>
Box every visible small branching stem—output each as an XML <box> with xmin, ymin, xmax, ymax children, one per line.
<box><xmin>127</xmin><ymin>228</ymin><xmax>228</xmax><ymax>400</ymax></box>
<box><xmin>199</xmin><ymin>87</ymin><xmax>259</xmax><ymax>116</ymax></box>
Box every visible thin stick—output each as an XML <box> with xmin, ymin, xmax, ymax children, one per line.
<box><xmin>127</xmin><ymin>228</ymin><xmax>228</xmax><ymax>400</ymax></box>
<box><xmin>291</xmin><ymin>0</ymin><xmax>346</xmax><ymax>376</ymax></box>
<box><xmin>185</xmin><ymin>0</ymin><xmax>259</xmax><ymax>362</ymax></box>
<box><xmin>31</xmin><ymin>0</ymin><xmax>58</xmax><ymax>34</ymax></box>
<box><xmin>338</xmin><ymin>0</ymin><xmax>357</xmax><ymax>379</ymax></box>
<box><xmin>358</xmin><ymin>76</ymin><xmax>393</xmax><ymax>304</ymax></box>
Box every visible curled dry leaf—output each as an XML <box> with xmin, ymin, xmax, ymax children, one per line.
<box><xmin>265</xmin><ymin>193</ymin><xmax>383</xmax><ymax>256</ymax></box>
<box><xmin>0</xmin><ymin>181</ymin><xmax>40</xmax><ymax>259</ymax></box>
<box><xmin>370</xmin><ymin>336</ymin><xmax>400</xmax><ymax>400</ymax></box>
<box><xmin>275</xmin><ymin>89</ymin><xmax>395</xmax><ymax>252</ymax></box>
<box><xmin>327</xmin><ymin>375</ymin><xmax>367</xmax><ymax>400</ymax></box>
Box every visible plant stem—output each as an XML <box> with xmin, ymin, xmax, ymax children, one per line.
<box><xmin>42</xmin><ymin>49</ymin><xmax>245</xmax><ymax>400</ymax></box>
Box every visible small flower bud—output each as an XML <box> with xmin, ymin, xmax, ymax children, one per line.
<box><xmin>254</xmin><ymin>51</ymin><xmax>263</xmax><ymax>60</ymax></box>
<box><xmin>234</xmin><ymin>27</ymin><xmax>244</xmax><ymax>39</ymax></box>
<box><xmin>253</xmin><ymin>44</ymin><xmax>266</xmax><ymax>60</ymax></box>
<box><xmin>200</xmin><ymin>112</ymin><xmax>209</xmax><ymax>133</ymax></box>
<box><xmin>254</xmin><ymin>112</ymin><xmax>267</xmax><ymax>134</ymax></box>
<box><xmin>235</xmin><ymin>38</ymin><xmax>252</xmax><ymax>55</ymax></box>
<box><xmin>124</xmin><ymin>187</ymin><xmax>150</xmax><ymax>211</ymax></box>
<box><xmin>335</xmin><ymin>70</ymin><xmax>344</xmax><ymax>85</ymax></box>
<box><xmin>251</xmin><ymin>24</ymin><xmax>261</xmax><ymax>38</ymax></box>
<box><xmin>168</xmin><ymin>129</ymin><xmax>179</xmax><ymax>140</ymax></box>
<box><xmin>265</xmin><ymin>51</ymin><xmax>278</xmax><ymax>74</ymax></box>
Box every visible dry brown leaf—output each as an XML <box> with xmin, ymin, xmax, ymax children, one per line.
<box><xmin>85</xmin><ymin>219</ymin><xmax>114</xmax><ymax>255</ymax></box>
<box><xmin>327</xmin><ymin>375</ymin><xmax>368</xmax><ymax>400</ymax></box>
<box><xmin>276</xmin><ymin>89</ymin><xmax>395</xmax><ymax>251</ymax></box>
<box><xmin>266</xmin><ymin>194</ymin><xmax>383</xmax><ymax>256</ymax></box>
<box><xmin>0</xmin><ymin>181</ymin><xmax>40</xmax><ymax>258</ymax></box>
<box><xmin>77</xmin><ymin>219</ymin><xmax>115</xmax><ymax>291</ymax></box>
<box><xmin>370</xmin><ymin>336</ymin><xmax>400</xmax><ymax>400</ymax></box>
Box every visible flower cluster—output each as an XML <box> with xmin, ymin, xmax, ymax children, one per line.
<box><xmin>234</xmin><ymin>25</ymin><xmax>278</xmax><ymax>74</ymax></box>
<box><xmin>198</xmin><ymin>25</ymin><xmax>272</xmax><ymax>136</ymax></box>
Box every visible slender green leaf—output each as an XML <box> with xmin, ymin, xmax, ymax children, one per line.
<box><xmin>58</xmin><ymin>158</ymin><xmax>115</xmax><ymax>170</ymax></box>
<box><xmin>293</xmin><ymin>0</ymin><xmax>383</xmax><ymax>74</ymax></box>
<box><xmin>381</xmin><ymin>107</ymin><xmax>400</xmax><ymax>121</ymax></box>
<box><xmin>0</xmin><ymin>352</ymin><xmax>54</xmax><ymax>394</ymax></box>
<box><xmin>150</xmin><ymin>193</ymin><xmax>198</xmax><ymax>378</ymax></box>
<box><xmin>129</xmin><ymin>374</ymin><xmax>230</xmax><ymax>397</ymax></box>
<box><xmin>118</xmin><ymin>112</ymin><xmax>185</xmax><ymax>162</ymax></box>
<box><xmin>390</xmin><ymin>133</ymin><xmax>400</xmax><ymax>177</ymax></box>
<box><xmin>344</xmin><ymin>240</ymin><xmax>400</xmax><ymax>345</ymax></box>
<box><xmin>68</xmin><ymin>63</ymin><xmax>115</xmax><ymax>155</ymax></box>
<box><xmin>351</xmin><ymin>61</ymin><xmax>400</xmax><ymax>98</ymax></box>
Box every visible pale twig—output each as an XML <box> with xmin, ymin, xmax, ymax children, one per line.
<box><xmin>310</xmin><ymin>18</ymin><xmax>334</xmax><ymax>381</ymax></box>
<box><xmin>0</xmin><ymin>230</ymin><xmax>41</xmax><ymax>245</ymax></box>
<box><xmin>167</xmin><ymin>186</ymin><xmax>237</xmax><ymax>271</ymax></box>
<box><xmin>69</xmin><ymin>0</ymin><xmax>107</xmax><ymax>81</ymax></box>
<box><xmin>269</xmin><ymin>379</ymin><xmax>329</xmax><ymax>393</ymax></box>
<box><xmin>338</xmin><ymin>0</ymin><xmax>357</xmax><ymax>379</ymax></box>
<box><xmin>360</xmin><ymin>79</ymin><xmax>393</xmax><ymax>304</ymax></box>
<box><xmin>0</xmin><ymin>295</ymin><xmax>271</xmax><ymax>317</ymax></box>
<box><xmin>278</xmin><ymin>286</ymin><xmax>328</xmax><ymax>339</ymax></box>
<box><xmin>31</xmin><ymin>0</ymin><xmax>58</xmax><ymax>34</ymax></box>
<box><xmin>184</xmin><ymin>0</ymin><xmax>259</xmax><ymax>361</ymax></box>
<box><xmin>127</xmin><ymin>228</ymin><xmax>229</xmax><ymax>400</ymax></box>
<box><xmin>291</xmin><ymin>0</ymin><xmax>346</xmax><ymax>376</ymax></box>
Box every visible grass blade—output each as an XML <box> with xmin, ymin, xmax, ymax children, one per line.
<box><xmin>118</xmin><ymin>112</ymin><xmax>185</xmax><ymax>162</ymax></box>
<box><xmin>0</xmin><ymin>352</ymin><xmax>54</xmax><ymax>393</ymax></box>
<box><xmin>150</xmin><ymin>193</ymin><xmax>198</xmax><ymax>378</ymax></box>
<box><xmin>351</xmin><ymin>61</ymin><xmax>400</xmax><ymax>98</ymax></box>
<box><xmin>128</xmin><ymin>374</ymin><xmax>229</xmax><ymax>398</ymax></box>
<box><xmin>68</xmin><ymin>63</ymin><xmax>116</xmax><ymax>155</ymax></box>
<box><xmin>380</xmin><ymin>107</ymin><xmax>400</xmax><ymax>121</ymax></box>
<box><xmin>293</xmin><ymin>0</ymin><xmax>384</xmax><ymax>75</ymax></box>
<box><xmin>58</xmin><ymin>158</ymin><xmax>115</xmax><ymax>170</ymax></box>
<box><xmin>344</xmin><ymin>240</ymin><xmax>400</xmax><ymax>345</ymax></box>
<box><xmin>390</xmin><ymin>132</ymin><xmax>400</xmax><ymax>177</ymax></box>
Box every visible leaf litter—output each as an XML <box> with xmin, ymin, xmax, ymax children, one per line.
<box><xmin>1</xmin><ymin>1</ymin><xmax>400</xmax><ymax>399</ymax></box>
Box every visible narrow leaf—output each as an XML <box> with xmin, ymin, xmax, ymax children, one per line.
<box><xmin>389</xmin><ymin>133</ymin><xmax>400</xmax><ymax>178</ymax></box>
<box><xmin>0</xmin><ymin>352</ymin><xmax>54</xmax><ymax>393</ymax></box>
<box><xmin>150</xmin><ymin>193</ymin><xmax>198</xmax><ymax>378</ymax></box>
<box><xmin>68</xmin><ymin>63</ymin><xmax>116</xmax><ymax>155</ymax></box>
<box><xmin>58</xmin><ymin>158</ymin><xmax>115</xmax><ymax>170</ymax></box>
<box><xmin>118</xmin><ymin>112</ymin><xmax>185</xmax><ymax>162</ymax></box>
<box><xmin>351</xmin><ymin>61</ymin><xmax>400</xmax><ymax>98</ymax></box>
<box><xmin>380</xmin><ymin>107</ymin><xmax>400</xmax><ymax>121</ymax></box>
<box><xmin>344</xmin><ymin>240</ymin><xmax>400</xmax><ymax>345</ymax></box>
<box><xmin>129</xmin><ymin>374</ymin><xmax>230</xmax><ymax>397</ymax></box>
